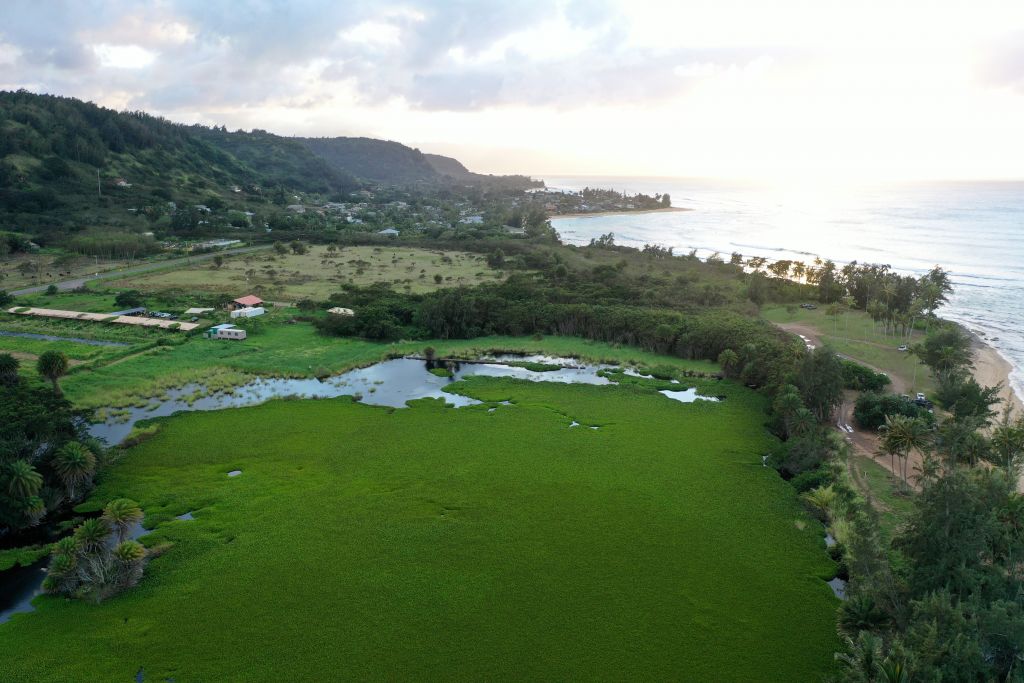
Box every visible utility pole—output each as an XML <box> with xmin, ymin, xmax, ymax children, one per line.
<box><xmin>97</xmin><ymin>169</ymin><xmax>101</xmax><ymax>198</ymax></box>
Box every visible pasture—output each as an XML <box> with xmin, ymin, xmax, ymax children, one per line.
<box><xmin>107</xmin><ymin>246</ymin><xmax>507</xmax><ymax>300</ymax></box>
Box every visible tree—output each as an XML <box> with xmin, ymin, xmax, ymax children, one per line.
<box><xmin>6</xmin><ymin>459</ymin><xmax>43</xmax><ymax>500</ymax></box>
<box><xmin>114</xmin><ymin>289</ymin><xmax>143</xmax><ymax>308</ymax></box>
<box><xmin>0</xmin><ymin>290</ymin><xmax>12</xmax><ymax>307</ymax></box>
<box><xmin>73</xmin><ymin>517</ymin><xmax>111</xmax><ymax>553</ymax></box>
<box><xmin>0</xmin><ymin>352</ymin><xmax>19</xmax><ymax>385</ymax></box>
<box><xmin>987</xmin><ymin>410</ymin><xmax>1024</xmax><ymax>474</ymax></box>
<box><xmin>52</xmin><ymin>441</ymin><xmax>97</xmax><ymax>501</ymax></box>
<box><xmin>45</xmin><ymin>284</ymin><xmax>58</xmax><ymax>295</ymax></box>
<box><xmin>486</xmin><ymin>249</ymin><xmax>505</xmax><ymax>268</ymax></box>
<box><xmin>794</xmin><ymin>347</ymin><xmax>845</xmax><ymax>422</ymax></box>
<box><xmin>213</xmin><ymin>255</ymin><xmax>224</xmax><ymax>269</ymax></box>
<box><xmin>717</xmin><ymin>349</ymin><xmax>740</xmax><ymax>378</ymax></box>
<box><xmin>273</xmin><ymin>242</ymin><xmax>288</xmax><ymax>255</ymax></box>
<box><xmin>914</xmin><ymin>326</ymin><xmax>973</xmax><ymax>380</ymax></box>
<box><xmin>36</xmin><ymin>350</ymin><xmax>69</xmax><ymax>395</ymax></box>
<box><xmin>102</xmin><ymin>498</ymin><xmax>143</xmax><ymax>542</ymax></box>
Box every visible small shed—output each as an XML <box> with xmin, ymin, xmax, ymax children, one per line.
<box><xmin>377</xmin><ymin>228</ymin><xmax>400</xmax><ymax>237</ymax></box>
<box><xmin>185</xmin><ymin>307</ymin><xmax>215</xmax><ymax>315</ymax></box>
<box><xmin>229</xmin><ymin>295</ymin><xmax>263</xmax><ymax>310</ymax></box>
<box><xmin>230</xmin><ymin>306</ymin><xmax>265</xmax><ymax>319</ymax></box>
<box><xmin>327</xmin><ymin>307</ymin><xmax>354</xmax><ymax>317</ymax></box>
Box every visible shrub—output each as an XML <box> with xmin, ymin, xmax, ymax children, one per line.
<box><xmin>841</xmin><ymin>360</ymin><xmax>890</xmax><ymax>391</ymax></box>
<box><xmin>854</xmin><ymin>392</ymin><xmax>934</xmax><ymax>431</ymax></box>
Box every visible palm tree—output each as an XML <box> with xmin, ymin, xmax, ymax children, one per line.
<box><xmin>876</xmin><ymin>658</ymin><xmax>909</xmax><ymax>683</ymax></box>
<box><xmin>52</xmin><ymin>441</ymin><xmax>97</xmax><ymax>501</ymax></box>
<box><xmin>881</xmin><ymin>414</ymin><xmax>931</xmax><ymax>490</ymax></box>
<box><xmin>790</xmin><ymin>407</ymin><xmax>817</xmax><ymax>437</ymax></box>
<box><xmin>73</xmin><ymin>517</ymin><xmax>111</xmax><ymax>552</ymax></box>
<box><xmin>22</xmin><ymin>495</ymin><xmax>46</xmax><ymax>526</ymax></box>
<box><xmin>0</xmin><ymin>352</ymin><xmax>19</xmax><ymax>385</ymax></box>
<box><xmin>717</xmin><ymin>349</ymin><xmax>740</xmax><ymax>379</ymax></box>
<box><xmin>835</xmin><ymin>632</ymin><xmax>883</xmax><ymax>682</ymax></box>
<box><xmin>113</xmin><ymin>540</ymin><xmax>146</xmax><ymax>563</ymax></box>
<box><xmin>103</xmin><ymin>498</ymin><xmax>144</xmax><ymax>542</ymax></box>
<box><xmin>36</xmin><ymin>350</ymin><xmax>68</xmax><ymax>395</ymax></box>
<box><xmin>837</xmin><ymin>595</ymin><xmax>888</xmax><ymax>636</ymax></box>
<box><xmin>801</xmin><ymin>485</ymin><xmax>837</xmax><ymax>520</ymax></box>
<box><xmin>6</xmin><ymin>459</ymin><xmax>43</xmax><ymax>500</ymax></box>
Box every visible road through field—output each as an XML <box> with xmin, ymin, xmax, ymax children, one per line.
<box><xmin>9</xmin><ymin>245</ymin><xmax>271</xmax><ymax>296</ymax></box>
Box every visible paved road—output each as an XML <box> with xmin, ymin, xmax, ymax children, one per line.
<box><xmin>10</xmin><ymin>245</ymin><xmax>271</xmax><ymax>296</ymax></box>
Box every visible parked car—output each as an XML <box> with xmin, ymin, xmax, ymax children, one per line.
<box><xmin>800</xmin><ymin>303</ymin><xmax>818</xmax><ymax>310</ymax></box>
<box><xmin>897</xmin><ymin>344</ymin><xmax>909</xmax><ymax>352</ymax></box>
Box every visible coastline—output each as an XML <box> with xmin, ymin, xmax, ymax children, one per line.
<box><xmin>971</xmin><ymin>336</ymin><xmax>1024</xmax><ymax>417</ymax></box>
<box><xmin>549</xmin><ymin>206</ymin><xmax>691</xmax><ymax>220</ymax></box>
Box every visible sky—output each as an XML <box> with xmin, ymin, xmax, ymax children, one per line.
<box><xmin>1</xmin><ymin>0</ymin><xmax>1024</xmax><ymax>183</ymax></box>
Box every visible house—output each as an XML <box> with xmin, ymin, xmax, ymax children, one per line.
<box><xmin>461</xmin><ymin>215</ymin><xmax>484</xmax><ymax>225</ymax></box>
<box><xmin>206</xmin><ymin>324</ymin><xmax>246</xmax><ymax>340</ymax></box>
<box><xmin>327</xmin><ymin>307</ymin><xmax>354</xmax><ymax>316</ymax></box>
<box><xmin>114</xmin><ymin>178</ymin><xmax>132</xmax><ymax>188</ymax></box>
<box><xmin>230</xmin><ymin>306</ymin><xmax>265</xmax><ymax>319</ymax></box>
<box><xmin>378</xmin><ymin>228</ymin><xmax>400</xmax><ymax>237</ymax></box>
<box><xmin>228</xmin><ymin>295</ymin><xmax>263</xmax><ymax>310</ymax></box>
<box><xmin>286</xmin><ymin>204</ymin><xmax>306</xmax><ymax>214</ymax></box>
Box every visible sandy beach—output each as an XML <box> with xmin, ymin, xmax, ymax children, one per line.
<box><xmin>972</xmin><ymin>338</ymin><xmax>1024</xmax><ymax>417</ymax></box>
<box><xmin>549</xmin><ymin>206</ymin><xmax>692</xmax><ymax>220</ymax></box>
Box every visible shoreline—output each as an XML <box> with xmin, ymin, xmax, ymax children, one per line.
<box><xmin>971</xmin><ymin>335</ymin><xmax>1024</xmax><ymax>417</ymax></box>
<box><xmin>549</xmin><ymin>206</ymin><xmax>691</xmax><ymax>220</ymax></box>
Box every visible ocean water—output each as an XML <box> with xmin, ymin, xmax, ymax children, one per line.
<box><xmin>547</xmin><ymin>177</ymin><xmax>1024</xmax><ymax>401</ymax></box>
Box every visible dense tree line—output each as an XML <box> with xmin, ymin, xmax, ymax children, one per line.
<box><xmin>0</xmin><ymin>352</ymin><xmax>103</xmax><ymax>538</ymax></box>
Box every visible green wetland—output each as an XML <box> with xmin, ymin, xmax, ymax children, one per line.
<box><xmin>0</xmin><ymin>360</ymin><xmax>839</xmax><ymax>681</ymax></box>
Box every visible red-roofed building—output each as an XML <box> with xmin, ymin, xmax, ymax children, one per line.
<box><xmin>228</xmin><ymin>295</ymin><xmax>264</xmax><ymax>310</ymax></box>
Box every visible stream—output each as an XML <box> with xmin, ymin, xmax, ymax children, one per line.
<box><xmin>88</xmin><ymin>355</ymin><xmax>714</xmax><ymax>445</ymax></box>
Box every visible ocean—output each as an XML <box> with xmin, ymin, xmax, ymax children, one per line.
<box><xmin>547</xmin><ymin>177</ymin><xmax>1024</xmax><ymax>402</ymax></box>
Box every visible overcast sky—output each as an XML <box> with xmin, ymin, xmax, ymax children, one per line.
<box><xmin>2</xmin><ymin>0</ymin><xmax>1024</xmax><ymax>182</ymax></box>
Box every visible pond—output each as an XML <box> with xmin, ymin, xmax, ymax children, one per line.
<box><xmin>0</xmin><ymin>520</ymin><xmax>148</xmax><ymax>624</ymax></box>
<box><xmin>88</xmin><ymin>355</ymin><xmax>720</xmax><ymax>445</ymax></box>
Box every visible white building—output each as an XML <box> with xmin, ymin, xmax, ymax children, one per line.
<box><xmin>230</xmin><ymin>306</ymin><xmax>265</xmax><ymax>319</ymax></box>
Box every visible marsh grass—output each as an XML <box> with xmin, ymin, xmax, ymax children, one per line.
<box><xmin>1</xmin><ymin>373</ymin><xmax>838</xmax><ymax>681</ymax></box>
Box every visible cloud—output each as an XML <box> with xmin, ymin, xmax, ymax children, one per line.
<box><xmin>0</xmin><ymin>0</ymin><xmax>784</xmax><ymax>114</ymax></box>
<box><xmin>981</xmin><ymin>30</ymin><xmax>1024</xmax><ymax>91</ymax></box>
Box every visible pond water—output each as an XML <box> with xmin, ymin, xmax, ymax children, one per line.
<box><xmin>89</xmin><ymin>355</ymin><xmax>718</xmax><ymax>445</ymax></box>
<box><xmin>0</xmin><ymin>330</ymin><xmax>131</xmax><ymax>347</ymax></box>
<box><xmin>0</xmin><ymin>519</ymin><xmax>148</xmax><ymax>624</ymax></box>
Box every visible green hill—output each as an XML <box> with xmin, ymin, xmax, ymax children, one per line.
<box><xmin>299</xmin><ymin>136</ymin><xmax>440</xmax><ymax>183</ymax></box>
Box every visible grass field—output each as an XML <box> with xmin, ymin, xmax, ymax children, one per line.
<box><xmin>108</xmin><ymin>245</ymin><xmax>506</xmax><ymax>300</ymax></box>
<box><xmin>0</xmin><ymin>372</ymin><xmax>839</xmax><ymax>681</ymax></box>
<box><xmin>0</xmin><ymin>252</ymin><xmax>135</xmax><ymax>291</ymax></box>
<box><xmin>57</xmin><ymin>324</ymin><xmax>721</xmax><ymax>409</ymax></box>
<box><xmin>849</xmin><ymin>454</ymin><xmax>915</xmax><ymax>538</ymax></box>
<box><xmin>762</xmin><ymin>305</ymin><xmax>935</xmax><ymax>393</ymax></box>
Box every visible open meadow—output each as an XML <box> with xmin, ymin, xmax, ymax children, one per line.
<box><xmin>0</xmin><ymin>252</ymin><xmax>136</xmax><ymax>292</ymax></box>
<box><xmin>0</xmin><ymin>371</ymin><xmax>839</xmax><ymax>681</ymax></box>
<box><xmin>762</xmin><ymin>304</ymin><xmax>936</xmax><ymax>394</ymax></box>
<box><xmin>107</xmin><ymin>245</ymin><xmax>507</xmax><ymax>301</ymax></box>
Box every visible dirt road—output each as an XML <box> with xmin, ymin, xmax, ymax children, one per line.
<box><xmin>10</xmin><ymin>245</ymin><xmax>270</xmax><ymax>296</ymax></box>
